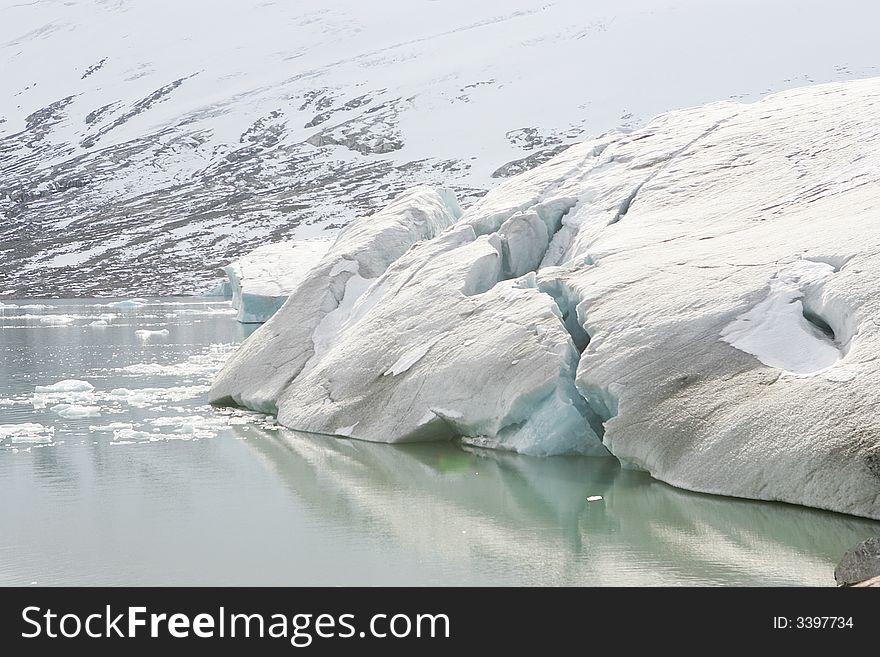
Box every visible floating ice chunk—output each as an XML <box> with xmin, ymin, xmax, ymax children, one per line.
<box><xmin>107</xmin><ymin>299</ymin><xmax>147</xmax><ymax>309</ymax></box>
<box><xmin>50</xmin><ymin>403</ymin><xmax>101</xmax><ymax>418</ymax></box>
<box><xmin>0</xmin><ymin>423</ymin><xmax>55</xmax><ymax>444</ymax></box>
<box><xmin>177</xmin><ymin>306</ymin><xmax>236</xmax><ymax>316</ymax></box>
<box><xmin>110</xmin><ymin>388</ymin><xmax>150</xmax><ymax>407</ymax></box>
<box><xmin>112</xmin><ymin>428</ymin><xmax>158</xmax><ymax>443</ymax></box>
<box><xmin>89</xmin><ymin>422</ymin><xmax>133</xmax><ymax>432</ymax></box>
<box><xmin>35</xmin><ymin>380</ymin><xmax>94</xmax><ymax>393</ymax></box>
<box><xmin>148</xmin><ymin>414</ymin><xmax>228</xmax><ymax>438</ymax></box>
<box><xmin>38</xmin><ymin>315</ymin><xmax>75</xmax><ymax>325</ymax></box>
<box><xmin>135</xmin><ymin>328</ymin><xmax>170</xmax><ymax>340</ymax></box>
<box><xmin>110</xmin><ymin>385</ymin><xmax>208</xmax><ymax>407</ymax></box>
<box><xmin>90</xmin><ymin>313</ymin><xmax>117</xmax><ymax>326</ymax></box>
<box><xmin>119</xmin><ymin>349</ymin><xmax>233</xmax><ymax>378</ymax></box>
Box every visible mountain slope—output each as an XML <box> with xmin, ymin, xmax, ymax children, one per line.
<box><xmin>2</xmin><ymin>0</ymin><xmax>879</xmax><ymax>296</ymax></box>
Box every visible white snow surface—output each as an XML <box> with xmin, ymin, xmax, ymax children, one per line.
<box><xmin>224</xmin><ymin>239</ymin><xmax>332</xmax><ymax>323</ymax></box>
<box><xmin>214</xmin><ymin>78</ymin><xmax>880</xmax><ymax>519</ymax></box>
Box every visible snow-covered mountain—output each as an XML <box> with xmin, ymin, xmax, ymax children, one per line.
<box><xmin>2</xmin><ymin>0</ymin><xmax>879</xmax><ymax>297</ymax></box>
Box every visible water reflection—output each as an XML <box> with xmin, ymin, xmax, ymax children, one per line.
<box><xmin>243</xmin><ymin>426</ymin><xmax>880</xmax><ymax>586</ymax></box>
<box><xmin>2</xmin><ymin>298</ymin><xmax>878</xmax><ymax>586</ymax></box>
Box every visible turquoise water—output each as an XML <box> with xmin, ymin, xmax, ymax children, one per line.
<box><xmin>1</xmin><ymin>298</ymin><xmax>877</xmax><ymax>586</ymax></box>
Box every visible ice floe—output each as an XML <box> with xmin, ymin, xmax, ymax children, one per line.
<box><xmin>0</xmin><ymin>423</ymin><xmax>56</xmax><ymax>445</ymax></box>
<box><xmin>135</xmin><ymin>328</ymin><xmax>170</xmax><ymax>340</ymax></box>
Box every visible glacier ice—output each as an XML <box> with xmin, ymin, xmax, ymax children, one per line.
<box><xmin>223</xmin><ymin>239</ymin><xmax>333</xmax><ymax>323</ymax></box>
<box><xmin>213</xmin><ymin>78</ymin><xmax>880</xmax><ymax>519</ymax></box>
<box><xmin>211</xmin><ymin>185</ymin><xmax>462</xmax><ymax>412</ymax></box>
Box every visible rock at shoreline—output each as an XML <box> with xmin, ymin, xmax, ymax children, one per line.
<box><xmin>835</xmin><ymin>537</ymin><xmax>880</xmax><ymax>586</ymax></box>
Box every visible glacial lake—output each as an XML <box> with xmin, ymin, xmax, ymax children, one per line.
<box><xmin>1</xmin><ymin>298</ymin><xmax>877</xmax><ymax>586</ymax></box>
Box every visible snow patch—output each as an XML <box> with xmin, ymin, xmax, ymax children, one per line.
<box><xmin>721</xmin><ymin>260</ymin><xmax>842</xmax><ymax>375</ymax></box>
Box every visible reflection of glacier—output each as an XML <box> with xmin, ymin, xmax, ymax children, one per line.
<box><xmin>241</xmin><ymin>426</ymin><xmax>880</xmax><ymax>586</ymax></box>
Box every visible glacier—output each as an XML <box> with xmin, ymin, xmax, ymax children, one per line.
<box><xmin>212</xmin><ymin>78</ymin><xmax>880</xmax><ymax>519</ymax></box>
<box><xmin>211</xmin><ymin>185</ymin><xmax>462</xmax><ymax>412</ymax></box>
<box><xmin>223</xmin><ymin>239</ymin><xmax>332</xmax><ymax>323</ymax></box>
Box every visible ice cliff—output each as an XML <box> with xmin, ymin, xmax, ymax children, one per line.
<box><xmin>212</xmin><ymin>79</ymin><xmax>880</xmax><ymax>519</ymax></box>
